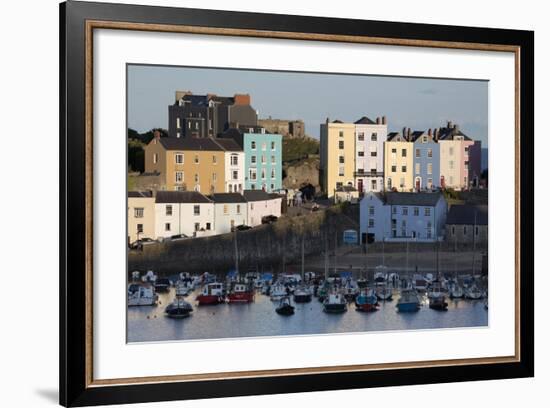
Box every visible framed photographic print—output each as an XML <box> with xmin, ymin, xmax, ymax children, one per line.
<box><xmin>60</xmin><ymin>0</ymin><xmax>534</xmax><ymax>406</ymax></box>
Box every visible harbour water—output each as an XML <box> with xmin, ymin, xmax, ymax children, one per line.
<box><xmin>127</xmin><ymin>286</ymin><xmax>488</xmax><ymax>343</ymax></box>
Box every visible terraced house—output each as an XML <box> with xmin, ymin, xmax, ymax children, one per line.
<box><xmin>320</xmin><ymin>119</ymin><xmax>357</xmax><ymax>197</ymax></box>
<box><xmin>144</xmin><ymin>134</ymin><xmax>244</xmax><ymax>193</ymax></box>
<box><xmin>437</xmin><ymin>121</ymin><xmax>474</xmax><ymax>189</ymax></box>
<box><xmin>384</xmin><ymin>129</ymin><xmax>414</xmax><ymax>192</ymax></box>
<box><xmin>411</xmin><ymin>129</ymin><xmax>440</xmax><ymax>190</ymax></box>
<box><xmin>220</xmin><ymin>126</ymin><xmax>282</xmax><ymax>193</ymax></box>
<box><xmin>353</xmin><ymin>116</ymin><xmax>387</xmax><ymax>193</ymax></box>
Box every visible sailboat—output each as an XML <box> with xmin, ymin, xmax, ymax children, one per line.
<box><xmin>294</xmin><ymin>235</ymin><xmax>312</xmax><ymax>303</ymax></box>
<box><xmin>464</xmin><ymin>282</ymin><xmax>483</xmax><ymax>300</ymax></box>
<box><xmin>375</xmin><ymin>282</ymin><xmax>393</xmax><ymax>301</ymax></box>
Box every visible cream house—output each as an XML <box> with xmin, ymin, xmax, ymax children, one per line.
<box><xmin>128</xmin><ymin>191</ymin><xmax>155</xmax><ymax>244</ymax></box>
<box><xmin>211</xmin><ymin>193</ymin><xmax>248</xmax><ymax>234</ymax></box>
<box><xmin>384</xmin><ymin>131</ymin><xmax>413</xmax><ymax>192</ymax></box>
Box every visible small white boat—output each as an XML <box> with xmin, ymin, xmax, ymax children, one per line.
<box><xmin>175</xmin><ymin>281</ymin><xmax>192</xmax><ymax>297</ymax></box>
<box><xmin>141</xmin><ymin>270</ymin><xmax>157</xmax><ymax>283</ymax></box>
<box><xmin>412</xmin><ymin>274</ymin><xmax>428</xmax><ymax>291</ymax></box>
<box><xmin>449</xmin><ymin>282</ymin><xmax>464</xmax><ymax>299</ymax></box>
<box><xmin>375</xmin><ymin>283</ymin><xmax>393</xmax><ymax>301</ymax></box>
<box><xmin>270</xmin><ymin>284</ymin><xmax>288</xmax><ymax>301</ymax></box>
<box><xmin>165</xmin><ymin>297</ymin><xmax>193</xmax><ymax>318</ymax></box>
<box><xmin>128</xmin><ymin>283</ymin><xmax>158</xmax><ymax>306</ymax></box>
<box><xmin>464</xmin><ymin>283</ymin><xmax>483</xmax><ymax>300</ymax></box>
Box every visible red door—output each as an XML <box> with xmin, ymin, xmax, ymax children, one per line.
<box><xmin>358</xmin><ymin>179</ymin><xmax>363</xmax><ymax>193</ymax></box>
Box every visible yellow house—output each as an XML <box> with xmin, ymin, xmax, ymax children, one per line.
<box><xmin>320</xmin><ymin>120</ymin><xmax>356</xmax><ymax>197</ymax></box>
<box><xmin>384</xmin><ymin>132</ymin><xmax>413</xmax><ymax>191</ymax></box>
<box><xmin>127</xmin><ymin>191</ymin><xmax>155</xmax><ymax>244</ymax></box>
<box><xmin>144</xmin><ymin>136</ymin><xmax>238</xmax><ymax>193</ymax></box>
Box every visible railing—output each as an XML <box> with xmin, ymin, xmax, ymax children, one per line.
<box><xmin>353</xmin><ymin>171</ymin><xmax>383</xmax><ymax>177</ymax></box>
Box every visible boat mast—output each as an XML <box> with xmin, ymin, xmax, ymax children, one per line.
<box><xmin>334</xmin><ymin>231</ymin><xmax>338</xmax><ymax>276</ymax></box>
<box><xmin>324</xmin><ymin>230</ymin><xmax>329</xmax><ymax>280</ymax></box>
<box><xmin>301</xmin><ymin>233</ymin><xmax>305</xmax><ymax>282</ymax></box>
<box><xmin>234</xmin><ymin>230</ymin><xmax>239</xmax><ymax>277</ymax></box>
<box><xmin>471</xmin><ymin>210</ymin><xmax>477</xmax><ymax>276</ymax></box>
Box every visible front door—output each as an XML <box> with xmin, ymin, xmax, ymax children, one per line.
<box><xmin>357</xmin><ymin>179</ymin><xmax>363</xmax><ymax>193</ymax></box>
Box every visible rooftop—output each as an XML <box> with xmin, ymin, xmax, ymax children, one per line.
<box><xmin>243</xmin><ymin>189</ymin><xmax>272</xmax><ymax>202</ymax></box>
<box><xmin>446</xmin><ymin>205</ymin><xmax>488</xmax><ymax>225</ymax></box>
<box><xmin>154</xmin><ymin>137</ymin><xmax>242</xmax><ymax>152</ymax></box>
<box><xmin>381</xmin><ymin>192</ymin><xmax>444</xmax><ymax>206</ymax></box>
<box><xmin>155</xmin><ymin>191</ymin><xmax>212</xmax><ymax>204</ymax></box>
<box><xmin>210</xmin><ymin>193</ymin><xmax>247</xmax><ymax>203</ymax></box>
<box><xmin>128</xmin><ymin>191</ymin><xmax>153</xmax><ymax>198</ymax></box>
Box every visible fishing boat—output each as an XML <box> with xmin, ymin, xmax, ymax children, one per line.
<box><xmin>323</xmin><ymin>292</ymin><xmax>347</xmax><ymax>313</ymax></box>
<box><xmin>154</xmin><ymin>277</ymin><xmax>172</xmax><ymax>293</ymax></box>
<box><xmin>427</xmin><ymin>282</ymin><xmax>445</xmax><ymax>300</ymax></box>
<box><xmin>227</xmin><ymin>282</ymin><xmax>255</xmax><ymax>303</ymax></box>
<box><xmin>429</xmin><ymin>294</ymin><xmax>448</xmax><ymax>311</ymax></box>
<box><xmin>375</xmin><ymin>282</ymin><xmax>393</xmax><ymax>301</ymax></box>
<box><xmin>396</xmin><ymin>289</ymin><xmax>421</xmax><ymax>312</ymax></box>
<box><xmin>164</xmin><ymin>297</ymin><xmax>193</xmax><ymax>318</ymax></box>
<box><xmin>196</xmin><ymin>282</ymin><xmax>225</xmax><ymax>305</ymax></box>
<box><xmin>293</xmin><ymin>285</ymin><xmax>312</xmax><ymax>303</ymax></box>
<box><xmin>355</xmin><ymin>288</ymin><xmax>378</xmax><ymax>312</ymax></box>
<box><xmin>128</xmin><ymin>283</ymin><xmax>158</xmax><ymax>306</ymax></box>
<box><xmin>464</xmin><ymin>283</ymin><xmax>483</xmax><ymax>300</ymax></box>
<box><xmin>275</xmin><ymin>296</ymin><xmax>295</xmax><ymax>315</ymax></box>
<box><xmin>373</xmin><ymin>265</ymin><xmax>388</xmax><ymax>283</ymax></box>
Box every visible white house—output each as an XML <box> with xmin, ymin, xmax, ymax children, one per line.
<box><xmin>359</xmin><ymin>192</ymin><xmax>447</xmax><ymax>243</ymax></box>
<box><xmin>354</xmin><ymin>116</ymin><xmax>387</xmax><ymax>193</ymax></box>
<box><xmin>242</xmin><ymin>190</ymin><xmax>282</xmax><ymax>227</ymax></box>
<box><xmin>154</xmin><ymin>191</ymin><xmax>215</xmax><ymax>239</ymax></box>
<box><xmin>211</xmin><ymin>193</ymin><xmax>248</xmax><ymax>234</ymax></box>
<box><xmin>215</xmin><ymin>138</ymin><xmax>245</xmax><ymax>193</ymax></box>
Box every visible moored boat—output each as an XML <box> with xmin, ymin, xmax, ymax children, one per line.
<box><xmin>293</xmin><ymin>286</ymin><xmax>312</xmax><ymax>303</ymax></box>
<box><xmin>154</xmin><ymin>277</ymin><xmax>172</xmax><ymax>293</ymax></box>
<box><xmin>464</xmin><ymin>283</ymin><xmax>483</xmax><ymax>300</ymax></box>
<box><xmin>128</xmin><ymin>283</ymin><xmax>158</xmax><ymax>306</ymax></box>
<box><xmin>196</xmin><ymin>282</ymin><xmax>225</xmax><ymax>305</ymax></box>
<box><xmin>396</xmin><ymin>289</ymin><xmax>421</xmax><ymax>312</ymax></box>
<box><xmin>375</xmin><ymin>282</ymin><xmax>393</xmax><ymax>301</ymax></box>
<box><xmin>275</xmin><ymin>296</ymin><xmax>295</xmax><ymax>315</ymax></box>
<box><xmin>164</xmin><ymin>297</ymin><xmax>193</xmax><ymax>318</ymax></box>
<box><xmin>355</xmin><ymin>288</ymin><xmax>378</xmax><ymax>312</ymax></box>
<box><xmin>429</xmin><ymin>294</ymin><xmax>448</xmax><ymax>311</ymax></box>
<box><xmin>227</xmin><ymin>282</ymin><xmax>255</xmax><ymax>303</ymax></box>
<box><xmin>323</xmin><ymin>292</ymin><xmax>347</xmax><ymax>313</ymax></box>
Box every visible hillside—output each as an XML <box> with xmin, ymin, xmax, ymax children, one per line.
<box><xmin>282</xmin><ymin>137</ymin><xmax>319</xmax><ymax>163</ymax></box>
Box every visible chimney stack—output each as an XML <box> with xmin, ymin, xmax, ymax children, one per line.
<box><xmin>434</xmin><ymin>128</ymin><xmax>439</xmax><ymax>140</ymax></box>
<box><xmin>453</xmin><ymin>123</ymin><xmax>459</xmax><ymax>130</ymax></box>
<box><xmin>447</xmin><ymin>120</ymin><xmax>453</xmax><ymax>129</ymax></box>
<box><xmin>407</xmin><ymin>128</ymin><xmax>411</xmax><ymax>139</ymax></box>
<box><xmin>154</xmin><ymin>130</ymin><xmax>161</xmax><ymax>140</ymax></box>
<box><xmin>402</xmin><ymin>127</ymin><xmax>407</xmax><ymax>138</ymax></box>
<box><xmin>233</xmin><ymin>94</ymin><xmax>251</xmax><ymax>106</ymax></box>
<box><xmin>376</xmin><ymin>117</ymin><xmax>381</xmax><ymax>124</ymax></box>
<box><xmin>382</xmin><ymin>116</ymin><xmax>387</xmax><ymax>125</ymax></box>
<box><xmin>428</xmin><ymin>128</ymin><xmax>432</xmax><ymax>136</ymax></box>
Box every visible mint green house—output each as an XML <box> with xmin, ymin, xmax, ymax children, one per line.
<box><xmin>220</xmin><ymin>127</ymin><xmax>283</xmax><ymax>192</ymax></box>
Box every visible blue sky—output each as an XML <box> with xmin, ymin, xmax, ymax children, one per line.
<box><xmin>128</xmin><ymin>64</ymin><xmax>488</xmax><ymax>147</ymax></box>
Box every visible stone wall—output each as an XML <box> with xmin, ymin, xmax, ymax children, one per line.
<box><xmin>128</xmin><ymin>206</ymin><xmax>358</xmax><ymax>276</ymax></box>
<box><xmin>283</xmin><ymin>158</ymin><xmax>320</xmax><ymax>189</ymax></box>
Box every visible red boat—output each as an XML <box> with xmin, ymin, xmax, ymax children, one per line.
<box><xmin>227</xmin><ymin>283</ymin><xmax>254</xmax><ymax>303</ymax></box>
<box><xmin>196</xmin><ymin>283</ymin><xmax>224</xmax><ymax>305</ymax></box>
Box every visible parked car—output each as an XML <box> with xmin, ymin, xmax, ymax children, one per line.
<box><xmin>234</xmin><ymin>225</ymin><xmax>252</xmax><ymax>231</ymax></box>
<box><xmin>130</xmin><ymin>237</ymin><xmax>156</xmax><ymax>249</ymax></box>
<box><xmin>261</xmin><ymin>215</ymin><xmax>278</xmax><ymax>224</ymax></box>
<box><xmin>169</xmin><ymin>233</ymin><xmax>189</xmax><ymax>241</ymax></box>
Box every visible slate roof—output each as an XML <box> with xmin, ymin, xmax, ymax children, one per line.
<box><xmin>437</xmin><ymin>125</ymin><xmax>472</xmax><ymax>141</ymax></box>
<box><xmin>155</xmin><ymin>191</ymin><xmax>212</xmax><ymax>204</ymax></box>
<box><xmin>446</xmin><ymin>205</ymin><xmax>488</xmax><ymax>225</ymax></box>
<box><xmin>128</xmin><ymin>191</ymin><xmax>153</xmax><ymax>198</ymax></box>
<box><xmin>176</xmin><ymin>94</ymin><xmax>236</xmax><ymax>107</ymax></box>
<box><xmin>157</xmin><ymin>137</ymin><xmax>243</xmax><ymax>152</ymax></box>
<box><xmin>384</xmin><ymin>192</ymin><xmax>443</xmax><ymax>206</ymax></box>
<box><xmin>387</xmin><ymin>132</ymin><xmax>408</xmax><ymax>142</ymax></box>
<box><xmin>210</xmin><ymin>193</ymin><xmax>247</xmax><ymax>203</ymax></box>
<box><xmin>354</xmin><ymin>116</ymin><xmax>376</xmax><ymax>125</ymax></box>
<box><xmin>243</xmin><ymin>189</ymin><xmax>272</xmax><ymax>202</ymax></box>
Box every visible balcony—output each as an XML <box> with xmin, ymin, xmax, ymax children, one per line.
<box><xmin>354</xmin><ymin>171</ymin><xmax>383</xmax><ymax>178</ymax></box>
